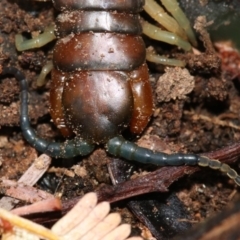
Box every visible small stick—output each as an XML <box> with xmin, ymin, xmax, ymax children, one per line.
<box><xmin>0</xmin><ymin>207</ymin><xmax>61</xmax><ymax>240</ymax></box>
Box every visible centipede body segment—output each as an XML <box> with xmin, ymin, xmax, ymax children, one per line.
<box><xmin>1</xmin><ymin>0</ymin><xmax>240</xmax><ymax>186</ymax></box>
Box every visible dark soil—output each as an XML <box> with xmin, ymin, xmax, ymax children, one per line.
<box><xmin>1</xmin><ymin>0</ymin><xmax>240</xmax><ymax>239</ymax></box>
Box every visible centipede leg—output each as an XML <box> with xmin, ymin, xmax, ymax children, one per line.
<box><xmin>15</xmin><ymin>24</ymin><xmax>56</xmax><ymax>51</ymax></box>
<box><xmin>106</xmin><ymin>136</ymin><xmax>240</xmax><ymax>186</ymax></box>
<box><xmin>37</xmin><ymin>61</ymin><xmax>53</xmax><ymax>87</ymax></box>
<box><xmin>160</xmin><ymin>0</ymin><xmax>197</xmax><ymax>47</ymax></box>
<box><xmin>142</xmin><ymin>21</ymin><xmax>191</xmax><ymax>51</ymax></box>
<box><xmin>1</xmin><ymin>67</ymin><xmax>95</xmax><ymax>158</ymax></box>
<box><xmin>143</xmin><ymin>0</ymin><xmax>198</xmax><ymax>67</ymax></box>
<box><xmin>146</xmin><ymin>47</ymin><xmax>186</xmax><ymax>67</ymax></box>
<box><xmin>144</xmin><ymin>0</ymin><xmax>187</xmax><ymax>40</ymax></box>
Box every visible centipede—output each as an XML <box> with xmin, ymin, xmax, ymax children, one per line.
<box><xmin>1</xmin><ymin>0</ymin><xmax>240</xmax><ymax>186</ymax></box>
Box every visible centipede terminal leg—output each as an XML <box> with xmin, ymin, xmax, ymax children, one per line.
<box><xmin>107</xmin><ymin>137</ymin><xmax>240</xmax><ymax>186</ymax></box>
<box><xmin>1</xmin><ymin>67</ymin><xmax>95</xmax><ymax>158</ymax></box>
<box><xmin>9</xmin><ymin>0</ymin><xmax>240</xmax><ymax>188</ymax></box>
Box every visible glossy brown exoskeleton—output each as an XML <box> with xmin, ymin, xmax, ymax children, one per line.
<box><xmin>50</xmin><ymin>0</ymin><xmax>153</xmax><ymax>143</ymax></box>
<box><xmin>3</xmin><ymin>0</ymin><xmax>240</xmax><ymax>186</ymax></box>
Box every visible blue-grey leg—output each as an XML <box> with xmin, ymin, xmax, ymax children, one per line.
<box><xmin>1</xmin><ymin>67</ymin><xmax>95</xmax><ymax>158</ymax></box>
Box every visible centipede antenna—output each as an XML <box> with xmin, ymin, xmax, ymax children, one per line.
<box><xmin>1</xmin><ymin>67</ymin><xmax>95</xmax><ymax>158</ymax></box>
<box><xmin>107</xmin><ymin>136</ymin><xmax>240</xmax><ymax>186</ymax></box>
